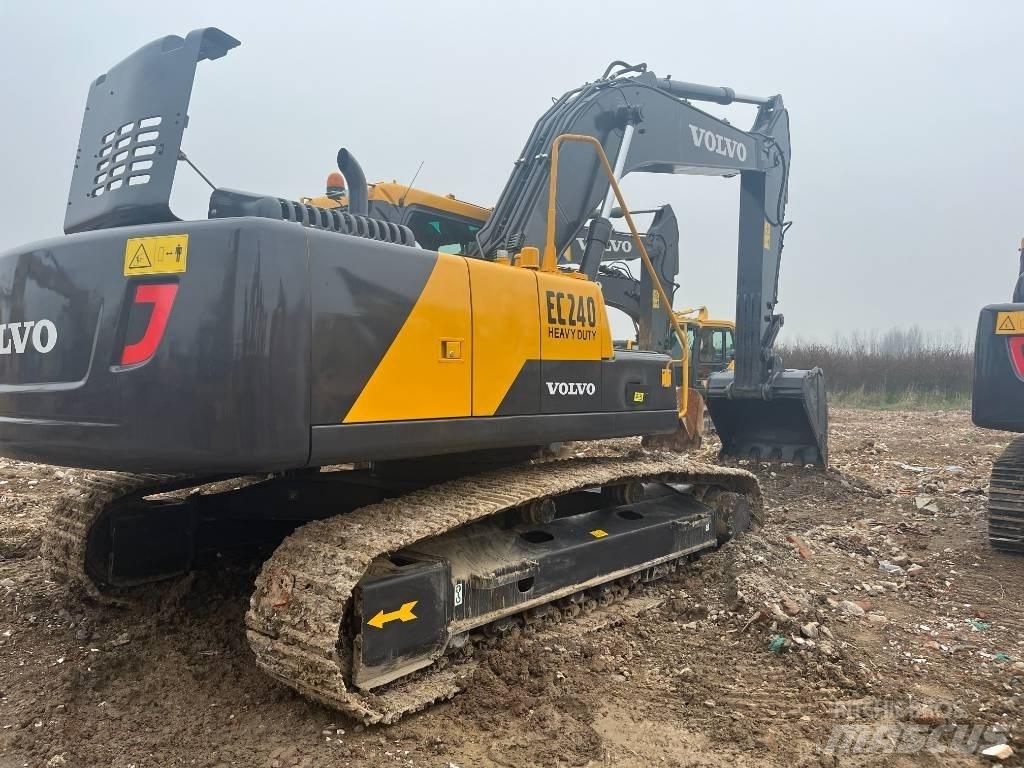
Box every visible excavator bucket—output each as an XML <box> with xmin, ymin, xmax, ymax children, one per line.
<box><xmin>706</xmin><ymin>368</ymin><xmax>828</xmax><ymax>467</ymax></box>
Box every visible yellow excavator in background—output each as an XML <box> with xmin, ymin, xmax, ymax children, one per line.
<box><xmin>672</xmin><ymin>307</ymin><xmax>735</xmax><ymax>438</ymax></box>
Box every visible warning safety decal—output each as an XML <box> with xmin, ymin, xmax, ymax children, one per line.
<box><xmin>996</xmin><ymin>311</ymin><xmax>1024</xmax><ymax>336</ymax></box>
<box><xmin>123</xmin><ymin>235</ymin><xmax>188</xmax><ymax>277</ymax></box>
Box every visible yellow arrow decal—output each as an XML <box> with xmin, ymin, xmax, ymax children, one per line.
<box><xmin>366</xmin><ymin>600</ymin><xmax>418</xmax><ymax>629</ymax></box>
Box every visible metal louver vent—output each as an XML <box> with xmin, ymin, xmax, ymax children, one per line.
<box><xmin>92</xmin><ymin>117</ymin><xmax>161</xmax><ymax>197</ymax></box>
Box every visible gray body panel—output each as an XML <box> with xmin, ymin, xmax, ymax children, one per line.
<box><xmin>973</xmin><ymin>303</ymin><xmax>1024</xmax><ymax>432</ymax></box>
<box><xmin>0</xmin><ymin>219</ymin><xmax>310</xmax><ymax>472</ymax></box>
<box><xmin>309</xmin><ymin>410</ymin><xmax>676</xmax><ymax>464</ymax></box>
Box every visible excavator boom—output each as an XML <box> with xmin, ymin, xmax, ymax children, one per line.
<box><xmin>473</xmin><ymin>65</ymin><xmax>827</xmax><ymax>465</ymax></box>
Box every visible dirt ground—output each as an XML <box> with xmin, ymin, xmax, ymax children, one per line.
<box><xmin>1</xmin><ymin>408</ymin><xmax>1022</xmax><ymax>767</ymax></box>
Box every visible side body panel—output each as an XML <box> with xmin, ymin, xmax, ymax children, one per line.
<box><xmin>308</xmin><ymin>231</ymin><xmax>438</xmax><ymax>424</ymax></box>
<box><xmin>342</xmin><ymin>253</ymin><xmax>472</xmax><ymax>422</ymax></box>
<box><xmin>537</xmin><ymin>273</ymin><xmax>607</xmax><ymax>415</ymax></box>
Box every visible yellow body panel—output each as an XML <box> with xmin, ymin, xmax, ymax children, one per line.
<box><xmin>305</xmin><ymin>194</ymin><xmax>340</xmax><ymax>209</ymax></box>
<box><xmin>536</xmin><ymin>271</ymin><xmax>610</xmax><ymax>362</ymax></box>
<box><xmin>467</xmin><ymin>260</ymin><xmax>540</xmax><ymax>416</ymax></box>
<box><xmin>365</xmin><ymin>182</ymin><xmax>489</xmax><ymax>222</ymax></box>
<box><xmin>344</xmin><ymin>255</ymin><xmax>618</xmax><ymax>422</ymax></box>
<box><xmin>305</xmin><ymin>182</ymin><xmax>490</xmax><ymax>223</ymax></box>
<box><xmin>343</xmin><ymin>253</ymin><xmax>472</xmax><ymax>422</ymax></box>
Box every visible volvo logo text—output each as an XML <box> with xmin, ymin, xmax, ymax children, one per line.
<box><xmin>0</xmin><ymin>320</ymin><xmax>58</xmax><ymax>355</ymax></box>
<box><xmin>546</xmin><ymin>381</ymin><xmax>596</xmax><ymax>396</ymax></box>
<box><xmin>688</xmin><ymin>124</ymin><xmax>747</xmax><ymax>162</ymax></box>
<box><xmin>575</xmin><ymin>237</ymin><xmax>633</xmax><ymax>254</ymax></box>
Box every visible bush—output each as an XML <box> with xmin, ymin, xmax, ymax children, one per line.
<box><xmin>777</xmin><ymin>326</ymin><xmax>972</xmax><ymax>407</ymax></box>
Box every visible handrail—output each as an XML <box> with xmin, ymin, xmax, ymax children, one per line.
<box><xmin>542</xmin><ymin>133</ymin><xmax>690</xmax><ymax>417</ymax></box>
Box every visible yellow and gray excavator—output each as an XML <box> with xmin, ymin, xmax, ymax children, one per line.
<box><xmin>973</xmin><ymin>239</ymin><xmax>1024</xmax><ymax>549</ymax></box>
<box><xmin>0</xmin><ymin>29</ymin><xmax>827</xmax><ymax>723</ymax></box>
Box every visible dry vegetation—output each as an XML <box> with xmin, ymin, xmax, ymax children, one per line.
<box><xmin>780</xmin><ymin>326</ymin><xmax>973</xmax><ymax>409</ymax></box>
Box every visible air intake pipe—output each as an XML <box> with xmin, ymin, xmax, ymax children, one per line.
<box><xmin>336</xmin><ymin>148</ymin><xmax>368</xmax><ymax>216</ymax></box>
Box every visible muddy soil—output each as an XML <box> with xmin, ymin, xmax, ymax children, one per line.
<box><xmin>1</xmin><ymin>408</ymin><xmax>1021</xmax><ymax>767</ymax></box>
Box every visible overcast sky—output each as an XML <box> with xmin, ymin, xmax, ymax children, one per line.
<box><xmin>1</xmin><ymin>1</ymin><xmax>1020</xmax><ymax>342</ymax></box>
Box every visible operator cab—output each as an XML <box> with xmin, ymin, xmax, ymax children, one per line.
<box><xmin>693</xmin><ymin>326</ymin><xmax>735</xmax><ymax>380</ymax></box>
<box><xmin>669</xmin><ymin>323</ymin><xmax>735</xmax><ymax>390</ymax></box>
<box><xmin>304</xmin><ymin>180</ymin><xmax>489</xmax><ymax>257</ymax></box>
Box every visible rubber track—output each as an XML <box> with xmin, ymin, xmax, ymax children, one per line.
<box><xmin>989</xmin><ymin>435</ymin><xmax>1024</xmax><ymax>552</ymax></box>
<box><xmin>40</xmin><ymin>471</ymin><xmax>214</xmax><ymax>598</ymax></box>
<box><xmin>244</xmin><ymin>453</ymin><xmax>761</xmax><ymax>724</ymax></box>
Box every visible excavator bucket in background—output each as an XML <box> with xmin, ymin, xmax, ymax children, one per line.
<box><xmin>706</xmin><ymin>367</ymin><xmax>828</xmax><ymax>466</ymax></box>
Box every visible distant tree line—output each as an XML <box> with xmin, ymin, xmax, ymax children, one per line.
<box><xmin>778</xmin><ymin>326</ymin><xmax>972</xmax><ymax>405</ymax></box>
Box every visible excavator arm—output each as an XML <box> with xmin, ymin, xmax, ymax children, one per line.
<box><xmin>475</xmin><ymin>65</ymin><xmax>788</xmax><ymax>388</ymax></box>
<box><xmin>475</xmin><ymin>64</ymin><xmax>826</xmax><ymax>465</ymax></box>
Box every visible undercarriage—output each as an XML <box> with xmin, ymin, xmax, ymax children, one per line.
<box><xmin>42</xmin><ymin>452</ymin><xmax>760</xmax><ymax>724</ymax></box>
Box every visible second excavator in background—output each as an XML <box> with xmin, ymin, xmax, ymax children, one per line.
<box><xmin>973</xmin><ymin>239</ymin><xmax>1024</xmax><ymax>550</ymax></box>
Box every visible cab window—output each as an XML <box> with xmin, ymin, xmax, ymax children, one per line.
<box><xmin>698</xmin><ymin>329</ymin><xmax>728</xmax><ymax>363</ymax></box>
<box><xmin>406</xmin><ymin>210</ymin><xmax>482</xmax><ymax>255</ymax></box>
